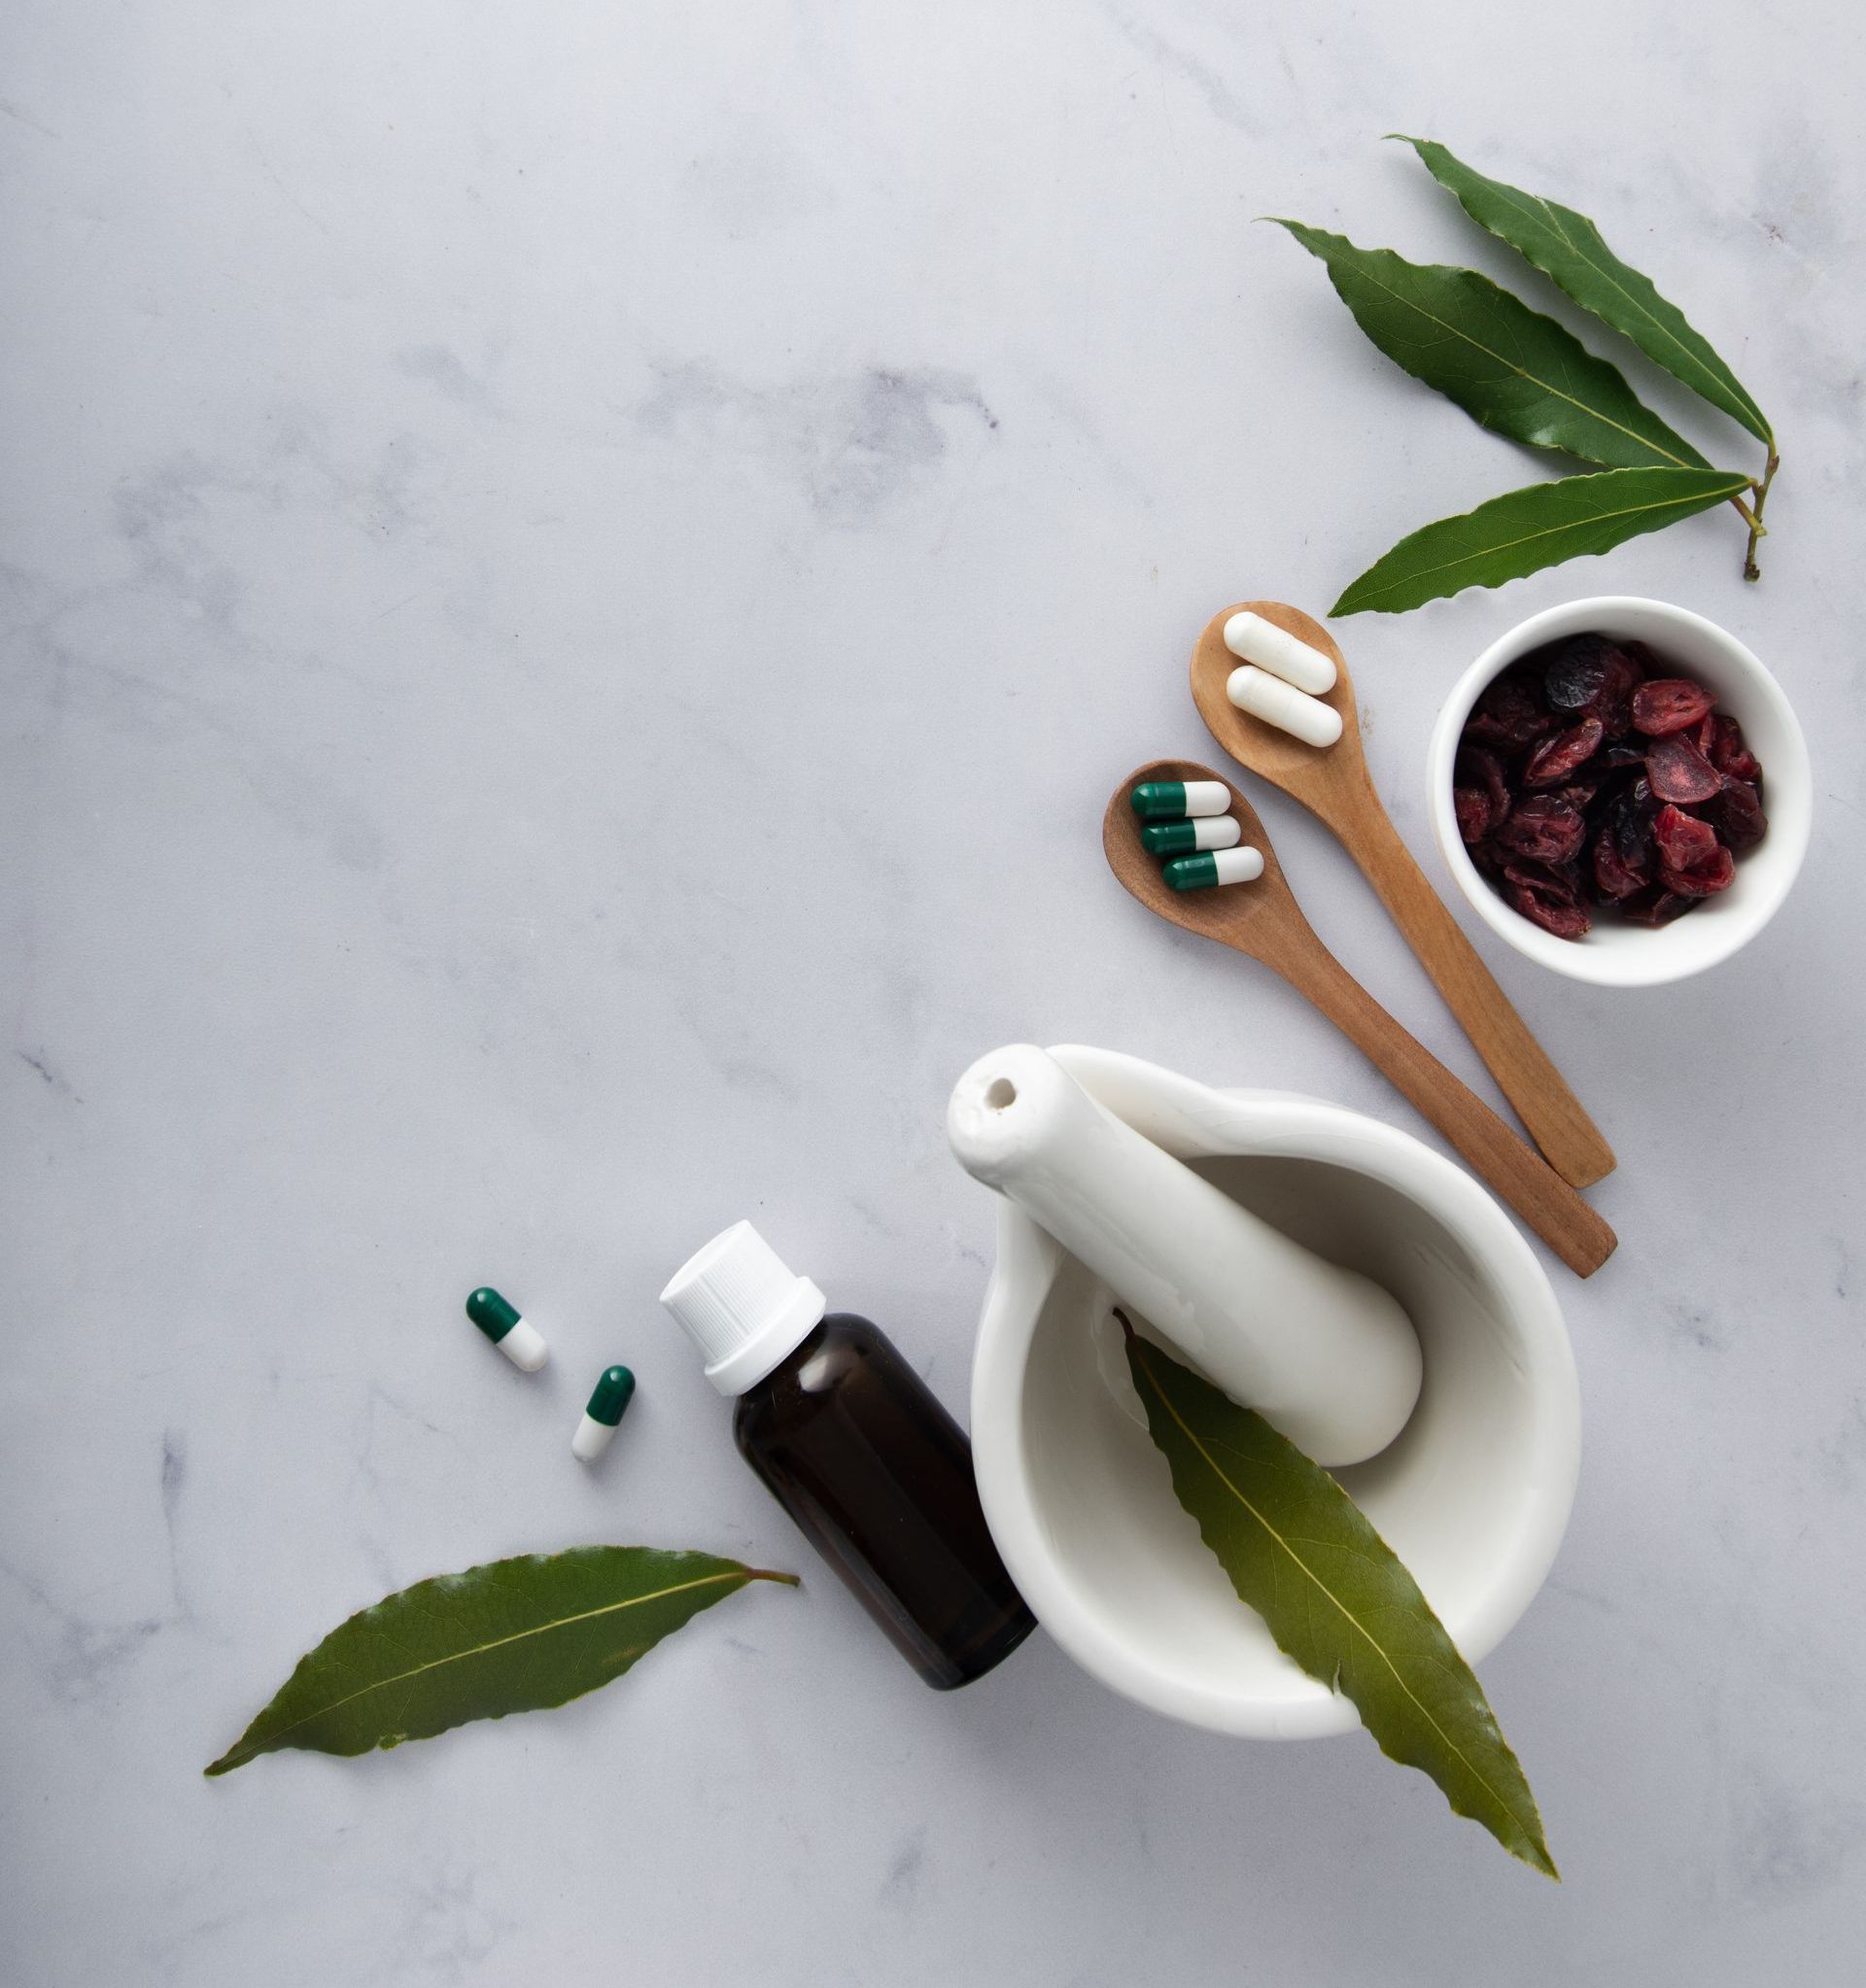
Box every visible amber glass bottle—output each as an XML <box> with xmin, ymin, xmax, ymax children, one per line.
<box><xmin>661</xmin><ymin>1222</ymin><xmax>1035</xmax><ymax>1689</ymax></box>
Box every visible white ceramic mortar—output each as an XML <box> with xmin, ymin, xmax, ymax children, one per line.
<box><xmin>966</xmin><ymin>1045</ymin><xmax>1580</xmax><ymax>1740</ymax></box>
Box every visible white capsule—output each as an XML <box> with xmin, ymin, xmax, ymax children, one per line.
<box><xmin>1227</xmin><ymin>666</ymin><xmax>1344</xmax><ymax>749</ymax></box>
<box><xmin>1178</xmin><ymin>779</ymin><xmax>1232</xmax><ymax>817</ymax></box>
<box><xmin>570</xmin><ymin>1413</ymin><xmax>616</xmax><ymax>1462</ymax></box>
<box><xmin>497</xmin><ymin>1318</ymin><xmax>550</xmax><ymax>1372</ymax></box>
<box><xmin>1209</xmin><ymin>845</ymin><xmax>1265</xmax><ymax>884</ymax></box>
<box><xmin>1223</xmin><ymin>611</ymin><xmax>1339</xmax><ymax>695</ymax></box>
<box><xmin>1188</xmin><ymin>814</ymin><xmax>1243</xmax><ymax>850</ymax></box>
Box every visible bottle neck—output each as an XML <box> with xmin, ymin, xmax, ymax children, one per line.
<box><xmin>747</xmin><ymin>1315</ymin><xmax>834</xmax><ymax>1395</ymax></box>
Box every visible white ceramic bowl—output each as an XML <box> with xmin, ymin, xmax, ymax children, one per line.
<box><xmin>968</xmin><ymin>1045</ymin><xmax>1580</xmax><ymax>1740</ymax></box>
<box><xmin>1427</xmin><ymin>597</ymin><xmax>1811</xmax><ymax>987</ymax></box>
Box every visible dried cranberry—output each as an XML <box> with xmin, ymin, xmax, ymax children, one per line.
<box><xmin>1663</xmin><ymin>845</ymin><xmax>1736</xmax><ymax>897</ymax></box>
<box><xmin>1591</xmin><ymin>646</ymin><xmax>1645</xmax><ymax>734</ymax></box>
<box><xmin>1632</xmin><ymin>677</ymin><xmax>1715</xmax><ymax>737</ymax></box>
<box><xmin>1610</xmin><ymin>778</ymin><xmax>1660</xmax><ymax>874</ymax></box>
<box><xmin>1540</xmin><ymin>637</ymin><xmax>1645</xmax><ymax>730</ymax></box>
<box><xmin>1621</xmin><ymin>887</ymin><xmax>1699</xmax><ymax>927</ymax></box>
<box><xmin>1541</xmin><ymin>635</ymin><xmax>1613</xmax><ymax>712</ymax></box>
<box><xmin>1503</xmin><ymin>854</ymin><xmax>1581</xmax><ymax>895</ymax></box>
<box><xmin>1557</xmin><ymin>779</ymin><xmax>1602</xmax><ymax>813</ymax></box>
<box><xmin>1502</xmin><ymin>852</ymin><xmax>1567</xmax><ymax>888</ymax></box>
<box><xmin>1504</xmin><ymin>858</ymin><xmax>1591</xmax><ymax>938</ymax></box>
<box><xmin>1591</xmin><ymin>827</ymin><xmax>1647</xmax><ymax>900</ymax></box>
<box><xmin>1653</xmin><ymin>804</ymin><xmax>1718</xmax><ymax>873</ymax></box>
<box><xmin>1470</xmin><ymin>662</ymin><xmax>1559</xmax><ymax>745</ymax></box>
<box><xmin>1525</xmin><ymin>716</ymin><xmax>1606</xmax><ymax>789</ymax></box>
<box><xmin>1454</xmin><ymin>788</ymin><xmax>1491</xmax><ymax>843</ymax></box>
<box><xmin>1495</xmin><ymin>795</ymin><xmax>1586</xmax><ymax>865</ymax></box>
<box><xmin>1645</xmin><ymin>733</ymin><xmax>1721</xmax><ymax>805</ymax></box>
<box><xmin>1455</xmin><ymin>742</ymin><xmax>1511</xmax><ymax>825</ymax></box>
<box><xmin>1710</xmin><ymin>715</ymin><xmax>1762</xmax><ymax>784</ymax></box>
<box><xmin>1706</xmin><ymin>774</ymin><xmax>1767</xmax><ymax>852</ymax></box>
<box><xmin>1511</xmin><ymin>891</ymin><xmax>1590</xmax><ymax>939</ymax></box>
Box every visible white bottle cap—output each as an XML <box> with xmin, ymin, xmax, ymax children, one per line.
<box><xmin>659</xmin><ymin>1220</ymin><xmax>827</xmax><ymax>1397</ymax></box>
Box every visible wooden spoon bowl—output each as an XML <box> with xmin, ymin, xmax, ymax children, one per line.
<box><xmin>1104</xmin><ymin>759</ymin><xmax>1616</xmax><ymax>1279</ymax></box>
<box><xmin>1192</xmin><ymin>605</ymin><xmax>1373</xmax><ymax>819</ymax></box>
<box><xmin>1104</xmin><ymin>760</ymin><xmax>1307</xmax><ymax>951</ymax></box>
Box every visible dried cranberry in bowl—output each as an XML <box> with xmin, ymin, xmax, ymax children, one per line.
<box><xmin>1453</xmin><ymin>632</ymin><xmax>1767</xmax><ymax>941</ymax></box>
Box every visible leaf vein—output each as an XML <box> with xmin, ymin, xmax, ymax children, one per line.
<box><xmin>1135</xmin><ymin>1346</ymin><xmax>1541</xmax><ymax>1838</ymax></box>
<box><xmin>1335</xmin><ymin>260</ymin><xmax>1693</xmax><ymax>469</ymax></box>
<box><xmin>1346</xmin><ymin>477</ymin><xmax>1745</xmax><ymax>605</ymax></box>
<box><xmin>224</xmin><ymin>1570</ymin><xmax>746</xmax><ymax>1763</ymax></box>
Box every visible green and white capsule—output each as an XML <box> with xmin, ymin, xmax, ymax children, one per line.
<box><xmin>1129</xmin><ymin>778</ymin><xmax>1230</xmax><ymax>820</ymax></box>
<box><xmin>1163</xmin><ymin>845</ymin><xmax>1265</xmax><ymax>891</ymax></box>
<box><xmin>1141</xmin><ymin>813</ymin><xmax>1242</xmax><ymax>857</ymax></box>
<box><xmin>465</xmin><ymin>1287</ymin><xmax>549</xmax><ymax>1371</ymax></box>
<box><xmin>571</xmin><ymin>1365</ymin><xmax>637</xmax><ymax>1462</ymax></box>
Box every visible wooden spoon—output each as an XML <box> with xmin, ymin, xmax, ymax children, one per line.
<box><xmin>1104</xmin><ymin>759</ymin><xmax>1616</xmax><ymax>1278</ymax></box>
<box><xmin>1192</xmin><ymin>601</ymin><xmax>1615</xmax><ymax>1191</ymax></box>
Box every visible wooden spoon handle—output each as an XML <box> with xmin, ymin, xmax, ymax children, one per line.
<box><xmin>1345</xmin><ymin>796</ymin><xmax>1616</xmax><ymax>1189</ymax></box>
<box><xmin>1270</xmin><ymin>928</ymin><xmax>1617</xmax><ymax>1278</ymax></box>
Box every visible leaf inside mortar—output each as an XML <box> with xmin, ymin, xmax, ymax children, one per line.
<box><xmin>1122</xmin><ymin>1317</ymin><xmax>1557</xmax><ymax>1877</ymax></box>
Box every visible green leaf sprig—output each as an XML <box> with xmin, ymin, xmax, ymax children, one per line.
<box><xmin>1333</xmin><ymin>464</ymin><xmax>1752</xmax><ymax>618</ymax></box>
<box><xmin>205</xmin><ymin>1546</ymin><xmax>799</xmax><ymax>1776</ymax></box>
<box><xmin>1122</xmin><ymin>1316</ymin><xmax>1556</xmax><ymax>1877</ymax></box>
<box><xmin>1275</xmin><ymin>140</ymin><xmax>1777</xmax><ymax>613</ymax></box>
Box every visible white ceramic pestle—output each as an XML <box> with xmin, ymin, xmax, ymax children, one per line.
<box><xmin>946</xmin><ymin>1044</ymin><xmax>1423</xmax><ymax>1465</ymax></box>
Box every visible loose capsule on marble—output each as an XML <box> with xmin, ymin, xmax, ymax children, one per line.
<box><xmin>466</xmin><ymin>1287</ymin><xmax>549</xmax><ymax>1371</ymax></box>
<box><xmin>571</xmin><ymin>1365</ymin><xmax>637</xmax><ymax>1461</ymax></box>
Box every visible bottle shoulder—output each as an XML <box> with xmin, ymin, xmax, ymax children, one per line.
<box><xmin>732</xmin><ymin>1314</ymin><xmax>893</xmax><ymax>1438</ymax></box>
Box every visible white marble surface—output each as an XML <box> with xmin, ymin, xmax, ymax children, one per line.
<box><xmin>4</xmin><ymin>4</ymin><xmax>1863</xmax><ymax>1981</ymax></box>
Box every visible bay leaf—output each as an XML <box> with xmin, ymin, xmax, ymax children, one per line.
<box><xmin>1124</xmin><ymin>1324</ymin><xmax>1556</xmax><ymax>1876</ymax></box>
<box><xmin>1392</xmin><ymin>136</ymin><xmax>1774</xmax><ymax>449</ymax></box>
<box><xmin>1332</xmin><ymin>464</ymin><xmax>1752</xmax><ymax>616</ymax></box>
<box><xmin>205</xmin><ymin>1546</ymin><xmax>798</xmax><ymax>1776</ymax></box>
<box><xmin>1270</xmin><ymin>220</ymin><xmax>1710</xmax><ymax>472</ymax></box>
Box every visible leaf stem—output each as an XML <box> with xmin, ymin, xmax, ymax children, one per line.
<box><xmin>1740</xmin><ymin>451</ymin><xmax>1780</xmax><ymax>582</ymax></box>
